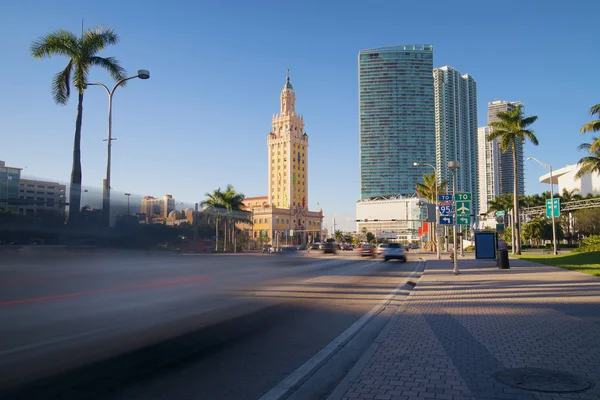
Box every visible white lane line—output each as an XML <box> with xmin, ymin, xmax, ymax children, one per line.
<box><xmin>304</xmin><ymin>276</ymin><xmax>326</xmax><ymax>282</ymax></box>
<box><xmin>359</xmin><ymin>260</ymin><xmax>381</xmax><ymax>268</ymax></box>
<box><xmin>258</xmin><ymin>260</ymin><xmax>423</xmax><ymax>400</ymax></box>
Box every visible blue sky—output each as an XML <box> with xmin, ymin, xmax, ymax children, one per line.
<box><xmin>1</xmin><ymin>0</ymin><xmax>598</xmax><ymax>231</ymax></box>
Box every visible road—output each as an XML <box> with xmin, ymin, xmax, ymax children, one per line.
<box><xmin>0</xmin><ymin>249</ymin><xmax>421</xmax><ymax>399</ymax></box>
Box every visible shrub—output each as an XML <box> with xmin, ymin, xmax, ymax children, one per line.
<box><xmin>464</xmin><ymin>245</ymin><xmax>475</xmax><ymax>252</ymax></box>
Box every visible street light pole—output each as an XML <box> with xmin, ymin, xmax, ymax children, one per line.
<box><xmin>449</xmin><ymin>161</ymin><xmax>460</xmax><ymax>275</ymax></box>
<box><xmin>124</xmin><ymin>193</ymin><xmax>131</xmax><ymax>214</ymax></box>
<box><xmin>414</xmin><ymin>162</ymin><xmax>440</xmax><ymax>259</ymax></box>
<box><xmin>88</xmin><ymin>69</ymin><xmax>150</xmax><ymax>227</ymax></box>
<box><xmin>527</xmin><ymin>157</ymin><xmax>558</xmax><ymax>255</ymax></box>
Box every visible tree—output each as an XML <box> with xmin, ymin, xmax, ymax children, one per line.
<box><xmin>365</xmin><ymin>232</ymin><xmax>375</xmax><ymax>243</ymax></box>
<box><xmin>580</xmin><ymin>103</ymin><xmax>600</xmax><ymax>134</ymax></box>
<box><xmin>488</xmin><ymin>104</ymin><xmax>539</xmax><ymax>255</ymax></box>
<box><xmin>575</xmin><ymin>138</ymin><xmax>600</xmax><ymax>179</ymax></box>
<box><xmin>522</xmin><ymin>218</ymin><xmax>546</xmax><ymax>247</ymax></box>
<box><xmin>574</xmin><ymin>208</ymin><xmax>600</xmax><ymax>236</ymax></box>
<box><xmin>201</xmin><ymin>185</ymin><xmax>248</xmax><ymax>251</ymax></box>
<box><xmin>415</xmin><ymin>173</ymin><xmax>448</xmax><ymax>252</ymax></box>
<box><xmin>334</xmin><ymin>230</ymin><xmax>343</xmax><ymax>242</ymax></box>
<box><xmin>31</xmin><ymin>26</ymin><xmax>126</xmax><ymax>225</ymax></box>
<box><xmin>559</xmin><ymin>188</ymin><xmax>581</xmax><ymax>244</ymax></box>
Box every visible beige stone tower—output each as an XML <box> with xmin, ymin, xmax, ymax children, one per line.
<box><xmin>267</xmin><ymin>70</ymin><xmax>309</xmax><ymax>230</ymax></box>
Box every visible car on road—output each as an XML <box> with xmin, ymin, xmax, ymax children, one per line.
<box><xmin>357</xmin><ymin>244</ymin><xmax>375</xmax><ymax>257</ymax></box>
<box><xmin>383</xmin><ymin>243</ymin><xmax>406</xmax><ymax>262</ymax></box>
<box><xmin>323</xmin><ymin>242</ymin><xmax>337</xmax><ymax>254</ymax></box>
<box><xmin>376</xmin><ymin>243</ymin><xmax>389</xmax><ymax>257</ymax></box>
<box><xmin>341</xmin><ymin>244</ymin><xmax>353</xmax><ymax>251</ymax></box>
<box><xmin>309</xmin><ymin>243</ymin><xmax>320</xmax><ymax>250</ymax></box>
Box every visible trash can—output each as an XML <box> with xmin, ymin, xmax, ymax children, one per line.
<box><xmin>497</xmin><ymin>249</ymin><xmax>510</xmax><ymax>269</ymax></box>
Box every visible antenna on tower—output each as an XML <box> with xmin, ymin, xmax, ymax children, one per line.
<box><xmin>286</xmin><ymin>68</ymin><xmax>290</xmax><ymax>79</ymax></box>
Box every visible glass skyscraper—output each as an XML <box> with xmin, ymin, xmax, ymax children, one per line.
<box><xmin>359</xmin><ymin>45</ymin><xmax>435</xmax><ymax>199</ymax></box>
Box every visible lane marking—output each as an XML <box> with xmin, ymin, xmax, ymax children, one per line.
<box><xmin>0</xmin><ymin>276</ymin><xmax>211</xmax><ymax>307</ymax></box>
<box><xmin>359</xmin><ymin>260</ymin><xmax>381</xmax><ymax>268</ymax></box>
<box><xmin>258</xmin><ymin>261</ymin><xmax>423</xmax><ymax>400</ymax></box>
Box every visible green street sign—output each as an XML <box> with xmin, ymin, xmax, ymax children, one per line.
<box><xmin>454</xmin><ymin>192</ymin><xmax>472</xmax><ymax>201</ymax></box>
<box><xmin>457</xmin><ymin>215</ymin><xmax>471</xmax><ymax>225</ymax></box>
<box><xmin>455</xmin><ymin>201</ymin><xmax>471</xmax><ymax>215</ymax></box>
<box><xmin>546</xmin><ymin>198</ymin><xmax>560</xmax><ymax>218</ymax></box>
<box><xmin>496</xmin><ymin>210</ymin><xmax>505</xmax><ymax>216</ymax></box>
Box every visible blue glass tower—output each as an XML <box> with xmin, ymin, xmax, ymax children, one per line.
<box><xmin>359</xmin><ymin>45</ymin><xmax>435</xmax><ymax>198</ymax></box>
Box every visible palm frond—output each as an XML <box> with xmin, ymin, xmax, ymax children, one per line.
<box><xmin>89</xmin><ymin>56</ymin><xmax>126</xmax><ymax>82</ymax></box>
<box><xmin>521</xmin><ymin>115</ymin><xmax>538</xmax><ymax>128</ymax></box>
<box><xmin>51</xmin><ymin>60</ymin><xmax>72</xmax><ymax>104</ymax></box>
<box><xmin>589</xmin><ymin>103</ymin><xmax>600</xmax><ymax>117</ymax></box>
<box><xmin>523</xmin><ymin>130</ymin><xmax>539</xmax><ymax>146</ymax></box>
<box><xmin>30</xmin><ymin>29</ymin><xmax>78</xmax><ymax>59</ymax></box>
<box><xmin>575</xmin><ymin>155</ymin><xmax>600</xmax><ymax>179</ymax></box>
<box><xmin>578</xmin><ymin>142</ymin><xmax>592</xmax><ymax>151</ymax></box>
<box><xmin>579</xmin><ymin>120</ymin><xmax>600</xmax><ymax>133</ymax></box>
<box><xmin>81</xmin><ymin>26</ymin><xmax>119</xmax><ymax>55</ymax></box>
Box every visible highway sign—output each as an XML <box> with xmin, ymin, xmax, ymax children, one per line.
<box><xmin>438</xmin><ymin>201</ymin><xmax>452</xmax><ymax>206</ymax></box>
<box><xmin>454</xmin><ymin>192</ymin><xmax>472</xmax><ymax>201</ymax></box>
<box><xmin>439</xmin><ymin>215</ymin><xmax>453</xmax><ymax>225</ymax></box>
<box><xmin>438</xmin><ymin>194</ymin><xmax>452</xmax><ymax>202</ymax></box>
<box><xmin>439</xmin><ymin>204</ymin><xmax>453</xmax><ymax>215</ymax></box>
<box><xmin>496</xmin><ymin>210</ymin><xmax>505</xmax><ymax>216</ymax></box>
<box><xmin>546</xmin><ymin>198</ymin><xmax>560</xmax><ymax>218</ymax></box>
<box><xmin>455</xmin><ymin>201</ymin><xmax>471</xmax><ymax>215</ymax></box>
<box><xmin>457</xmin><ymin>215</ymin><xmax>471</xmax><ymax>225</ymax></box>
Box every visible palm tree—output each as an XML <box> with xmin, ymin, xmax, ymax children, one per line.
<box><xmin>31</xmin><ymin>26</ymin><xmax>125</xmax><ymax>224</ymax></box>
<box><xmin>580</xmin><ymin>103</ymin><xmax>600</xmax><ymax>134</ymax></box>
<box><xmin>488</xmin><ymin>104</ymin><xmax>539</xmax><ymax>254</ymax></box>
<box><xmin>201</xmin><ymin>185</ymin><xmax>247</xmax><ymax>251</ymax></box>
<box><xmin>201</xmin><ymin>187</ymin><xmax>227</xmax><ymax>250</ymax></box>
<box><xmin>559</xmin><ymin>188</ymin><xmax>581</xmax><ymax>244</ymax></box>
<box><xmin>415</xmin><ymin>173</ymin><xmax>448</xmax><ymax>252</ymax></box>
<box><xmin>575</xmin><ymin>138</ymin><xmax>600</xmax><ymax>179</ymax></box>
<box><xmin>334</xmin><ymin>230</ymin><xmax>343</xmax><ymax>243</ymax></box>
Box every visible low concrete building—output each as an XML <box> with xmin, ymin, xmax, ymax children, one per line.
<box><xmin>17</xmin><ymin>178</ymin><xmax>66</xmax><ymax>217</ymax></box>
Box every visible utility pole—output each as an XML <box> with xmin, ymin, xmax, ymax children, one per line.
<box><xmin>193</xmin><ymin>203</ymin><xmax>198</xmax><ymax>252</ymax></box>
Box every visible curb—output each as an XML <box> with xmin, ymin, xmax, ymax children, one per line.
<box><xmin>326</xmin><ymin>259</ymin><xmax>427</xmax><ymax>400</ymax></box>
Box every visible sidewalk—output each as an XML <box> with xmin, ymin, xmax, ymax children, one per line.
<box><xmin>329</xmin><ymin>257</ymin><xmax>600</xmax><ymax>400</ymax></box>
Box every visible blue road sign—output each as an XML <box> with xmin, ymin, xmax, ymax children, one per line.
<box><xmin>439</xmin><ymin>215</ymin><xmax>454</xmax><ymax>225</ymax></box>
<box><xmin>438</xmin><ymin>194</ymin><xmax>452</xmax><ymax>202</ymax></box>
<box><xmin>439</xmin><ymin>205</ymin><xmax>453</xmax><ymax>215</ymax></box>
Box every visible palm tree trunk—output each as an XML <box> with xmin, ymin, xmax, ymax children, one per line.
<box><xmin>68</xmin><ymin>92</ymin><xmax>84</xmax><ymax>225</ymax></box>
<box><xmin>223</xmin><ymin>219</ymin><xmax>227</xmax><ymax>251</ymax></box>
<box><xmin>512</xmin><ymin>146</ymin><xmax>521</xmax><ymax>254</ymax></box>
<box><xmin>215</xmin><ymin>217</ymin><xmax>219</xmax><ymax>251</ymax></box>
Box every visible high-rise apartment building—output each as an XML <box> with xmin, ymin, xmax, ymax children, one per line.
<box><xmin>141</xmin><ymin>194</ymin><xmax>175</xmax><ymax>220</ymax></box>
<box><xmin>487</xmin><ymin>100</ymin><xmax>525</xmax><ymax>196</ymax></box>
<box><xmin>0</xmin><ymin>160</ymin><xmax>21</xmax><ymax>213</ymax></box>
<box><xmin>477</xmin><ymin>126</ymin><xmax>501</xmax><ymax>214</ymax></box>
<box><xmin>433</xmin><ymin>66</ymin><xmax>478</xmax><ymax>213</ymax></box>
<box><xmin>359</xmin><ymin>45</ymin><xmax>435</xmax><ymax>198</ymax></box>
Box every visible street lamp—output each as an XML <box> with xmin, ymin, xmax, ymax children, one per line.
<box><xmin>448</xmin><ymin>161</ymin><xmax>460</xmax><ymax>275</ymax></box>
<box><xmin>88</xmin><ymin>69</ymin><xmax>150</xmax><ymax>227</ymax></box>
<box><xmin>527</xmin><ymin>157</ymin><xmax>558</xmax><ymax>255</ymax></box>
<box><xmin>414</xmin><ymin>162</ymin><xmax>440</xmax><ymax>259</ymax></box>
<box><xmin>124</xmin><ymin>193</ymin><xmax>131</xmax><ymax>214</ymax></box>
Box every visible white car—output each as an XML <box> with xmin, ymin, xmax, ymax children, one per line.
<box><xmin>376</xmin><ymin>243</ymin><xmax>389</xmax><ymax>257</ymax></box>
<box><xmin>383</xmin><ymin>243</ymin><xmax>407</xmax><ymax>262</ymax></box>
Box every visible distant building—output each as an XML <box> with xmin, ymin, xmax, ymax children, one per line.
<box><xmin>17</xmin><ymin>179</ymin><xmax>66</xmax><ymax>216</ymax></box>
<box><xmin>477</xmin><ymin>126</ymin><xmax>501</xmax><ymax>214</ymax></box>
<box><xmin>141</xmin><ymin>194</ymin><xmax>175</xmax><ymax>220</ymax></box>
<box><xmin>487</xmin><ymin>100</ymin><xmax>525</xmax><ymax>196</ymax></box>
<box><xmin>433</xmin><ymin>66</ymin><xmax>479</xmax><ymax>213</ymax></box>
<box><xmin>0</xmin><ymin>160</ymin><xmax>21</xmax><ymax>213</ymax></box>
<box><xmin>538</xmin><ymin>164</ymin><xmax>600</xmax><ymax>197</ymax></box>
<box><xmin>358</xmin><ymin>45</ymin><xmax>435</xmax><ymax>198</ymax></box>
<box><xmin>355</xmin><ymin>195</ymin><xmax>425</xmax><ymax>243</ymax></box>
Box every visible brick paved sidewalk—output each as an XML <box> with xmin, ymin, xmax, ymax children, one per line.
<box><xmin>329</xmin><ymin>258</ymin><xmax>600</xmax><ymax>400</ymax></box>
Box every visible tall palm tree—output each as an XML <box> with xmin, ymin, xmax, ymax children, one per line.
<box><xmin>575</xmin><ymin>138</ymin><xmax>600</xmax><ymax>179</ymax></box>
<box><xmin>488</xmin><ymin>104</ymin><xmax>539</xmax><ymax>254</ymax></box>
<box><xmin>559</xmin><ymin>188</ymin><xmax>581</xmax><ymax>244</ymax></box>
<box><xmin>202</xmin><ymin>187</ymin><xmax>227</xmax><ymax>250</ymax></box>
<box><xmin>31</xmin><ymin>26</ymin><xmax>125</xmax><ymax>224</ymax></box>
<box><xmin>415</xmin><ymin>173</ymin><xmax>448</xmax><ymax>252</ymax></box>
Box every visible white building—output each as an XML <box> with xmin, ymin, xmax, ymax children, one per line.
<box><xmin>538</xmin><ymin>164</ymin><xmax>600</xmax><ymax>196</ymax></box>
<box><xmin>141</xmin><ymin>194</ymin><xmax>175</xmax><ymax>220</ymax></box>
<box><xmin>18</xmin><ymin>179</ymin><xmax>66</xmax><ymax>216</ymax></box>
<box><xmin>477</xmin><ymin>126</ymin><xmax>501</xmax><ymax>214</ymax></box>
<box><xmin>434</xmin><ymin>66</ymin><xmax>479</xmax><ymax>214</ymax></box>
<box><xmin>356</xmin><ymin>196</ymin><xmax>426</xmax><ymax>242</ymax></box>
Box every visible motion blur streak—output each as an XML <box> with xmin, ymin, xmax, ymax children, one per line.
<box><xmin>0</xmin><ymin>276</ymin><xmax>211</xmax><ymax>306</ymax></box>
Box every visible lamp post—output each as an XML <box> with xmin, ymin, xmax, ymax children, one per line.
<box><xmin>449</xmin><ymin>161</ymin><xmax>460</xmax><ymax>275</ymax></box>
<box><xmin>88</xmin><ymin>69</ymin><xmax>150</xmax><ymax>227</ymax></box>
<box><xmin>124</xmin><ymin>193</ymin><xmax>131</xmax><ymax>214</ymax></box>
<box><xmin>527</xmin><ymin>157</ymin><xmax>558</xmax><ymax>255</ymax></box>
<box><xmin>414</xmin><ymin>162</ymin><xmax>440</xmax><ymax>259</ymax></box>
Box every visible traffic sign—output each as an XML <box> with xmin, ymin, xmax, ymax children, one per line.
<box><xmin>455</xmin><ymin>201</ymin><xmax>471</xmax><ymax>215</ymax></box>
<box><xmin>454</xmin><ymin>192</ymin><xmax>472</xmax><ymax>201</ymax></box>
<box><xmin>457</xmin><ymin>215</ymin><xmax>471</xmax><ymax>225</ymax></box>
<box><xmin>546</xmin><ymin>198</ymin><xmax>560</xmax><ymax>218</ymax></box>
<box><xmin>496</xmin><ymin>210</ymin><xmax>505</xmax><ymax>216</ymax></box>
<box><xmin>439</xmin><ymin>204</ymin><xmax>453</xmax><ymax>215</ymax></box>
<box><xmin>438</xmin><ymin>201</ymin><xmax>452</xmax><ymax>206</ymax></box>
<box><xmin>439</xmin><ymin>215</ymin><xmax>453</xmax><ymax>225</ymax></box>
<box><xmin>438</xmin><ymin>194</ymin><xmax>452</xmax><ymax>202</ymax></box>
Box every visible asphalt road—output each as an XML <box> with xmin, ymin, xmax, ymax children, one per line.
<box><xmin>0</xmin><ymin>249</ymin><xmax>419</xmax><ymax>399</ymax></box>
